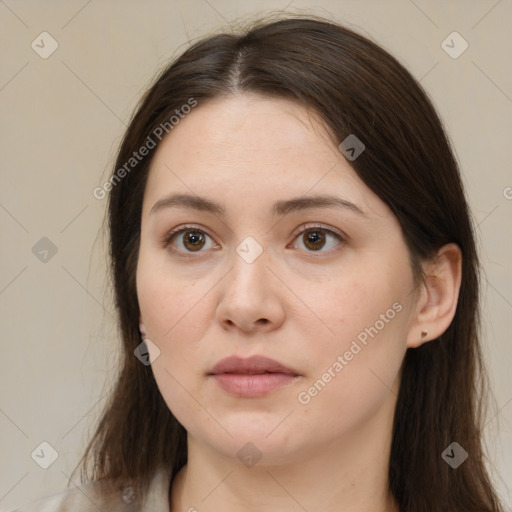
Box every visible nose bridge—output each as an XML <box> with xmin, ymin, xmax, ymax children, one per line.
<box><xmin>216</xmin><ymin>233</ymin><xmax>285</xmax><ymax>332</ymax></box>
<box><xmin>229</xmin><ymin>233</ymin><xmax>271</xmax><ymax>296</ymax></box>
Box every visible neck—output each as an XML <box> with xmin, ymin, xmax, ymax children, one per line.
<box><xmin>169</xmin><ymin>393</ymin><xmax>399</xmax><ymax>512</ymax></box>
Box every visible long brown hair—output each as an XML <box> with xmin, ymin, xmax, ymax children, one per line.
<box><xmin>75</xmin><ymin>14</ymin><xmax>505</xmax><ymax>511</ymax></box>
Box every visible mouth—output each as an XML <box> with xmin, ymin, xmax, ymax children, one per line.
<box><xmin>207</xmin><ymin>355</ymin><xmax>301</xmax><ymax>398</ymax></box>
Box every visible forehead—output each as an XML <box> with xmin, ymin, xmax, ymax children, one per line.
<box><xmin>142</xmin><ymin>94</ymin><xmax>387</xmax><ymax>220</ymax></box>
<box><xmin>156</xmin><ymin>93</ymin><xmax>337</xmax><ymax>163</ymax></box>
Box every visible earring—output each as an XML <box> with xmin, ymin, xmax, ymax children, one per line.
<box><xmin>421</xmin><ymin>330</ymin><xmax>428</xmax><ymax>338</ymax></box>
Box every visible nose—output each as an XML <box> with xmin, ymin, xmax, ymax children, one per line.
<box><xmin>215</xmin><ymin>246</ymin><xmax>286</xmax><ymax>335</ymax></box>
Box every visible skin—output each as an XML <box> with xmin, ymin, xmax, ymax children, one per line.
<box><xmin>136</xmin><ymin>93</ymin><xmax>462</xmax><ymax>512</ymax></box>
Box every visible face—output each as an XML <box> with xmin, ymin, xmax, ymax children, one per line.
<box><xmin>136</xmin><ymin>94</ymin><xmax>418</xmax><ymax>464</ymax></box>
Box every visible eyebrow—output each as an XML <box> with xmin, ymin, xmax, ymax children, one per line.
<box><xmin>149</xmin><ymin>193</ymin><xmax>367</xmax><ymax>217</ymax></box>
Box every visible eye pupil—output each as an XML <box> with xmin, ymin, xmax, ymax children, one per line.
<box><xmin>304</xmin><ymin>230</ymin><xmax>326</xmax><ymax>250</ymax></box>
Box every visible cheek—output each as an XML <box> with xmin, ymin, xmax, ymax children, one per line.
<box><xmin>136</xmin><ymin>256</ymin><xmax>221</xmax><ymax>403</ymax></box>
<box><xmin>137</xmin><ymin>250</ymin><xmax>209</xmax><ymax>341</ymax></box>
<box><xmin>293</xmin><ymin>267</ymin><xmax>410</xmax><ymax>408</ymax></box>
<box><xmin>137</xmin><ymin>267</ymin><xmax>211</xmax><ymax>428</ymax></box>
<box><xmin>298</xmin><ymin>268</ymin><xmax>406</xmax><ymax>349</ymax></box>
<box><xmin>291</xmin><ymin>287</ymin><xmax>408</xmax><ymax>442</ymax></box>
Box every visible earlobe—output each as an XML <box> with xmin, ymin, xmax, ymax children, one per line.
<box><xmin>406</xmin><ymin>243</ymin><xmax>462</xmax><ymax>349</ymax></box>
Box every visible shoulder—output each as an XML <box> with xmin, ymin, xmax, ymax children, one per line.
<box><xmin>6</xmin><ymin>468</ymin><xmax>172</xmax><ymax>512</ymax></box>
<box><xmin>6</xmin><ymin>481</ymin><xmax>133</xmax><ymax>512</ymax></box>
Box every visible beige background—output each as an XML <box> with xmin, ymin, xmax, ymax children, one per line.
<box><xmin>1</xmin><ymin>0</ymin><xmax>511</xmax><ymax>509</ymax></box>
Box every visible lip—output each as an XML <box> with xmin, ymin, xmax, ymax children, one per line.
<box><xmin>208</xmin><ymin>355</ymin><xmax>301</xmax><ymax>398</ymax></box>
<box><xmin>209</xmin><ymin>355</ymin><xmax>299</xmax><ymax>376</ymax></box>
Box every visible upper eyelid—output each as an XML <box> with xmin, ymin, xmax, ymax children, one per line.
<box><xmin>290</xmin><ymin>222</ymin><xmax>345</xmax><ymax>240</ymax></box>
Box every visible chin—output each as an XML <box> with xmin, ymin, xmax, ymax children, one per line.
<box><xmin>190</xmin><ymin>414</ymin><xmax>309</xmax><ymax>466</ymax></box>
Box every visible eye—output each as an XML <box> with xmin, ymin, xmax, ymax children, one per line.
<box><xmin>163</xmin><ymin>225</ymin><xmax>218</xmax><ymax>254</ymax></box>
<box><xmin>290</xmin><ymin>224</ymin><xmax>345</xmax><ymax>253</ymax></box>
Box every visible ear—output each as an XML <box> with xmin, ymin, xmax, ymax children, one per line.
<box><xmin>406</xmin><ymin>243</ymin><xmax>462</xmax><ymax>348</ymax></box>
<box><xmin>139</xmin><ymin>315</ymin><xmax>147</xmax><ymax>339</ymax></box>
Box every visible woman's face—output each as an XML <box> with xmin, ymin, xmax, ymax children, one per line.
<box><xmin>136</xmin><ymin>94</ymin><xmax>418</xmax><ymax>464</ymax></box>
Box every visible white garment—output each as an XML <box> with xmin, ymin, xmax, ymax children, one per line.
<box><xmin>6</xmin><ymin>468</ymin><xmax>172</xmax><ymax>512</ymax></box>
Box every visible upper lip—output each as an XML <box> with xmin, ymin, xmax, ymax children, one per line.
<box><xmin>208</xmin><ymin>355</ymin><xmax>300</xmax><ymax>376</ymax></box>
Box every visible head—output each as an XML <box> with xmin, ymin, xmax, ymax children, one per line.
<box><xmin>78</xmin><ymin>14</ymin><xmax>503</xmax><ymax>511</ymax></box>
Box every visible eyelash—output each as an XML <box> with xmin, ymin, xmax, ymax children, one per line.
<box><xmin>162</xmin><ymin>223</ymin><xmax>346</xmax><ymax>257</ymax></box>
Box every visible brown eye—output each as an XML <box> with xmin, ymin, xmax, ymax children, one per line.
<box><xmin>303</xmin><ymin>230</ymin><xmax>326</xmax><ymax>251</ymax></box>
<box><xmin>293</xmin><ymin>226</ymin><xmax>344</xmax><ymax>253</ymax></box>
<box><xmin>182</xmin><ymin>230</ymin><xmax>206</xmax><ymax>251</ymax></box>
<box><xmin>164</xmin><ymin>227</ymin><xmax>216</xmax><ymax>254</ymax></box>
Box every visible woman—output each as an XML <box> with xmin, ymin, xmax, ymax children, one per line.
<box><xmin>11</xmin><ymin>13</ymin><xmax>505</xmax><ymax>512</ymax></box>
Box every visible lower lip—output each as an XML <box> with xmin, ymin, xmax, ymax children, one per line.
<box><xmin>211</xmin><ymin>373</ymin><xmax>299</xmax><ymax>397</ymax></box>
